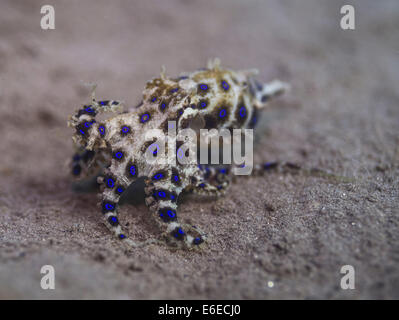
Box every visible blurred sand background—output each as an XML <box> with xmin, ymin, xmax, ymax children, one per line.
<box><xmin>0</xmin><ymin>0</ymin><xmax>398</xmax><ymax>299</ymax></box>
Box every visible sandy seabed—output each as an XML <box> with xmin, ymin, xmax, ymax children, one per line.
<box><xmin>0</xmin><ymin>0</ymin><xmax>398</xmax><ymax>299</ymax></box>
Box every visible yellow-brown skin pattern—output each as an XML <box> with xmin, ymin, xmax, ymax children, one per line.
<box><xmin>67</xmin><ymin>59</ymin><xmax>289</xmax><ymax>249</ymax></box>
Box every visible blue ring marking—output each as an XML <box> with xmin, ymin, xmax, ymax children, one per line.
<box><xmin>129</xmin><ymin>165</ymin><xmax>136</xmax><ymax>176</ymax></box>
<box><xmin>193</xmin><ymin>237</ymin><xmax>203</xmax><ymax>245</ymax></box>
<box><xmin>221</xmin><ymin>80</ymin><xmax>229</xmax><ymax>90</ymax></box>
<box><xmin>167</xmin><ymin>210</ymin><xmax>176</xmax><ymax>218</ymax></box>
<box><xmin>151</xmin><ymin>97</ymin><xmax>157</xmax><ymax>102</ymax></box>
<box><xmin>79</xmin><ymin>129</ymin><xmax>86</xmax><ymax>135</ymax></box>
<box><xmin>108</xmin><ymin>216</ymin><xmax>119</xmax><ymax>226</ymax></box>
<box><xmin>152</xmin><ymin>173</ymin><xmax>164</xmax><ymax>180</ymax></box>
<box><xmin>98</xmin><ymin>125</ymin><xmax>105</xmax><ymax>135</ymax></box>
<box><xmin>199</xmin><ymin>84</ymin><xmax>208</xmax><ymax>91</ymax></box>
<box><xmin>158</xmin><ymin>191</ymin><xmax>166</xmax><ymax>198</ymax></box>
<box><xmin>170</xmin><ymin>87</ymin><xmax>179</xmax><ymax>93</ymax></box>
<box><xmin>219</xmin><ymin>109</ymin><xmax>227</xmax><ymax>118</ymax></box>
<box><xmin>116</xmin><ymin>187</ymin><xmax>124</xmax><ymax>194</ymax></box>
<box><xmin>173</xmin><ymin>227</ymin><xmax>185</xmax><ymax>240</ymax></box>
<box><xmin>121</xmin><ymin>126</ymin><xmax>130</xmax><ymax>133</ymax></box>
<box><xmin>199</xmin><ymin>101</ymin><xmax>207</xmax><ymax>108</ymax></box>
<box><xmin>199</xmin><ymin>183</ymin><xmax>205</xmax><ymax>188</ymax></box>
<box><xmin>160</xmin><ymin>103</ymin><xmax>167</xmax><ymax>110</ymax></box>
<box><xmin>106</xmin><ymin>178</ymin><xmax>115</xmax><ymax>188</ymax></box>
<box><xmin>105</xmin><ymin>203</ymin><xmax>115</xmax><ymax>211</ymax></box>
<box><xmin>102</xmin><ymin>201</ymin><xmax>116</xmax><ymax>214</ymax></box>
<box><xmin>173</xmin><ymin>175</ymin><xmax>179</xmax><ymax>183</ymax></box>
<box><xmin>170</xmin><ymin>193</ymin><xmax>176</xmax><ymax>202</ymax></box>
<box><xmin>159</xmin><ymin>208</ymin><xmax>177</xmax><ymax>222</ymax></box>
<box><xmin>84</xmin><ymin>121</ymin><xmax>95</xmax><ymax>128</ymax></box>
<box><xmin>114</xmin><ymin>151</ymin><xmax>123</xmax><ymax>159</ymax></box>
<box><xmin>219</xmin><ymin>168</ymin><xmax>227</xmax><ymax>174</ymax></box>
<box><xmin>140</xmin><ymin>113</ymin><xmax>150</xmax><ymax>123</ymax></box>
<box><xmin>239</xmin><ymin>106</ymin><xmax>246</xmax><ymax>118</ymax></box>
<box><xmin>99</xmin><ymin>101</ymin><xmax>108</xmax><ymax>106</ymax></box>
<box><xmin>118</xmin><ymin>234</ymin><xmax>125</xmax><ymax>239</ymax></box>
<box><xmin>85</xmin><ymin>106</ymin><xmax>94</xmax><ymax>113</ymax></box>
